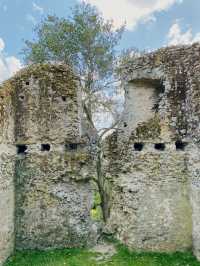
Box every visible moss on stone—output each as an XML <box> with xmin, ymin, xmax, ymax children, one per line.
<box><xmin>130</xmin><ymin>115</ymin><xmax>161</xmax><ymax>141</ymax></box>
<box><xmin>90</xmin><ymin>191</ymin><xmax>103</xmax><ymax>221</ymax></box>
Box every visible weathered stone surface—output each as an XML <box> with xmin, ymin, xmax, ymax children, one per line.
<box><xmin>2</xmin><ymin>44</ymin><xmax>200</xmax><ymax>264</ymax></box>
<box><xmin>0</xmin><ymin>83</ymin><xmax>15</xmax><ymax>144</ymax></box>
<box><xmin>104</xmin><ymin>43</ymin><xmax>200</xmax><ymax>257</ymax></box>
<box><xmin>15</xmin><ymin>150</ymin><xmax>96</xmax><ymax>250</ymax></box>
<box><xmin>0</xmin><ymin>64</ymin><xmax>82</xmax><ymax>144</ymax></box>
<box><xmin>0</xmin><ymin>63</ymin><xmax>97</xmax><ymax>265</ymax></box>
<box><xmin>187</xmin><ymin>144</ymin><xmax>200</xmax><ymax>260</ymax></box>
<box><xmin>120</xmin><ymin>43</ymin><xmax>200</xmax><ymax>142</ymax></box>
<box><xmin>105</xmin><ymin>141</ymin><xmax>192</xmax><ymax>251</ymax></box>
<box><xmin>0</xmin><ymin>83</ymin><xmax>15</xmax><ymax>266</ymax></box>
<box><xmin>0</xmin><ymin>150</ymin><xmax>15</xmax><ymax>266</ymax></box>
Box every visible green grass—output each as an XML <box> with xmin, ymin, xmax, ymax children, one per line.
<box><xmin>5</xmin><ymin>244</ymin><xmax>200</xmax><ymax>266</ymax></box>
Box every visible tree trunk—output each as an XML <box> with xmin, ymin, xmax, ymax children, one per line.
<box><xmin>96</xmin><ymin>146</ymin><xmax>110</xmax><ymax>222</ymax></box>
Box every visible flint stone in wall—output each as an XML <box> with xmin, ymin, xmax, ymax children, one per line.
<box><xmin>15</xmin><ymin>151</ymin><xmax>97</xmax><ymax>249</ymax></box>
<box><xmin>9</xmin><ymin>64</ymin><xmax>81</xmax><ymax>144</ymax></box>
<box><xmin>0</xmin><ymin>63</ymin><xmax>98</xmax><ymax>264</ymax></box>
<box><xmin>187</xmin><ymin>144</ymin><xmax>200</xmax><ymax>260</ymax></box>
<box><xmin>104</xmin><ymin>44</ymin><xmax>200</xmax><ymax>258</ymax></box>
<box><xmin>105</xmin><ymin>145</ymin><xmax>192</xmax><ymax>251</ymax></box>
<box><xmin>0</xmin><ymin>152</ymin><xmax>15</xmax><ymax>265</ymax></box>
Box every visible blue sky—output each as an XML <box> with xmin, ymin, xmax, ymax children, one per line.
<box><xmin>0</xmin><ymin>0</ymin><xmax>200</xmax><ymax>82</ymax></box>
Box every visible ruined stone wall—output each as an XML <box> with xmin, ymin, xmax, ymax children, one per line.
<box><xmin>104</xmin><ymin>43</ymin><xmax>200</xmax><ymax>256</ymax></box>
<box><xmin>0</xmin><ymin>149</ymin><xmax>15</xmax><ymax>266</ymax></box>
<box><xmin>12</xmin><ymin>65</ymin><xmax>97</xmax><ymax>250</ymax></box>
<box><xmin>104</xmin><ymin>135</ymin><xmax>192</xmax><ymax>252</ymax></box>
<box><xmin>0</xmin><ymin>84</ymin><xmax>15</xmax><ymax>265</ymax></box>
<box><xmin>187</xmin><ymin>144</ymin><xmax>200</xmax><ymax>260</ymax></box>
<box><xmin>11</xmin><ymin>64</ymin><xmax>82</xmax><ymax>144</ymax></box>
<box><xmin>15</xmin><ymin>147</ymin><xmax>96</xmax><ymax>250</ymax></box>
<box><xmin>0</xmin><ymin>64</ymin><xmax>97</xmax><ymax>264</ymax></box>
<box><xmin>1</xmin><ymin>45</ymin><xmax>200</xmax><ymax>263</ymax></box>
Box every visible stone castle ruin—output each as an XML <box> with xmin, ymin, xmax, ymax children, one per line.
<box><xmin>0</xmin><ymin>64</ymin><xmax>97</xmax><ymax>265</ymax></box>
<box><xmin>1</xmin><ymin>43</ymin><xmax>200</xmax><ymax>265</ymax></box>
<box><xmin>104</xmin><ymin>43</ymin><xmax>200</xmax><ymax>260</ymax></box>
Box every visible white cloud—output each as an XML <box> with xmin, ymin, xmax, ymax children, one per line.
<box><xmin>32</xmin><ymin>2</ymin><xmax>44</xmax><ymax>14</ymax></box>
<box><xmin>0</xmin><ymin>38</ymin><xmax>22</xmax><ymax>83</ymax></box>
<box><xmin>82</xmin><ymin>0</ymin><xmax>183</xmax><ymax>30</ymax></box>
<box><xmin>167</xmin><ymin>22</ymin><xmax>200</xmax><ymax>46</ymax></box>
<box><xmin>26</xmin><ymin>14</ymin><xmax>37</xmax><ymax>25</ymax></box>
<box><xmin>0</xmin><ymin>38</ymin><xmax>5</xmax><ymax>52</ymax></box>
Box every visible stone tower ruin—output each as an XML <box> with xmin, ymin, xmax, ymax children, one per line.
<box><xmin>104</xmin><ymin>43</ymin><xmax>200</xmax><ymax>261</ymax></box>
<box><xmin>0</xmin><ymin>64</ymin><xmax>97</xmax><ymax>265</ymax></box>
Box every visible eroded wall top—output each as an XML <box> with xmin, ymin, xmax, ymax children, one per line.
<box><xmin>120</xmin><ymin>43</ymin><xmax>200</xmax><ymax>143</ymax></box>
<box><xmin>0</xmin><ymin>64</ymin><xmax>82</xmax><ymax>144</ymax></box>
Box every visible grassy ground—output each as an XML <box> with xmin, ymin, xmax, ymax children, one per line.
<box><xmin>5</xmin><ymin>244</ymin><xmax>200</xmax><ymax>266</ymax></box>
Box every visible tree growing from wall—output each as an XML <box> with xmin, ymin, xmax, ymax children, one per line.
<box><xmin>22</xmin><ymin>1</ymin><xmax>125</xmax><ymax>222</ymax></box>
